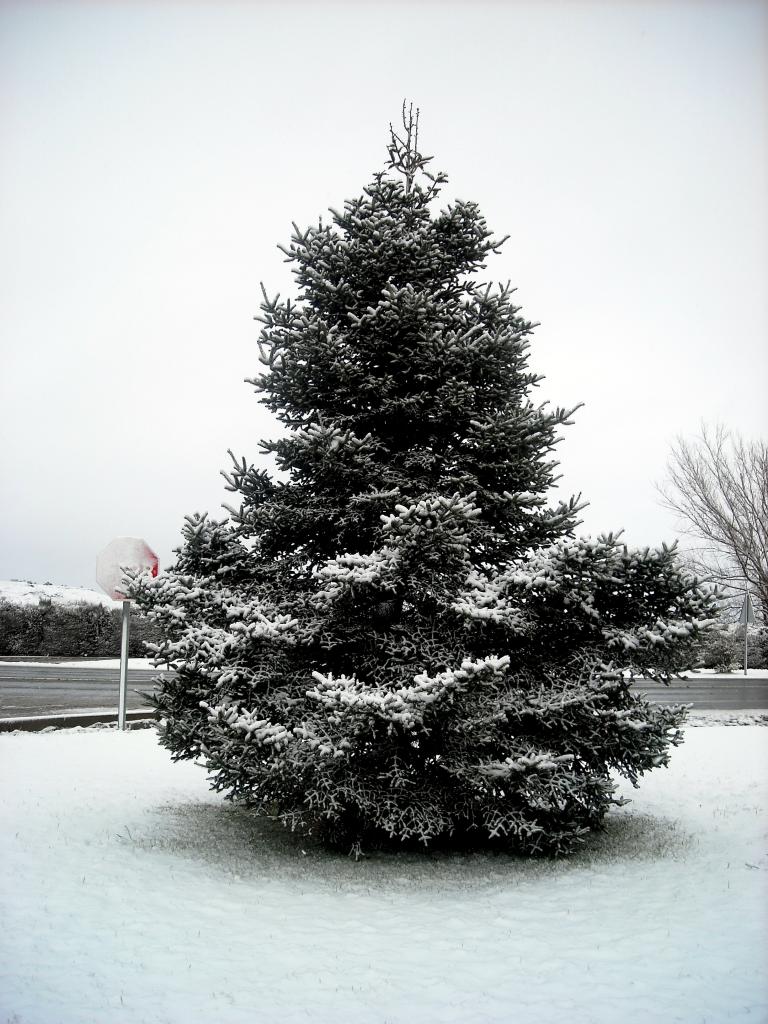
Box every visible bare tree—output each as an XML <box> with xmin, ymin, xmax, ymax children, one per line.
<box><xmin>659</xmin><ymin>424</ymin><xmax>768</xmax><ymax>622</ymax></box>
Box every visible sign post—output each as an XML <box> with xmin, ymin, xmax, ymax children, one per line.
<box><xmin>96</xmin><ymin>538</ymin><xmax>158</xmax><ymax>730</ymax></box>
<box><xmin>738</xmin><ymin>592</ymin><xmax>756</xmax><ymax>676</ymax></box>
<box><xmin>118</xmin><ymin>600</ymin><xmax>131</xmax><ymax>731</ymax></box>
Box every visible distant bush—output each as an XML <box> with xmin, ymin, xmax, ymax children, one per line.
<box><xmin>694</xmin><ymin>626</ymin><xmax>767</xmax><ymax>672</ymax></box>
<box><xmin>0</xmin><ymin>600</ymin><xmax>160</xmax><ymax>657</ymax></box>
<box><xmin>746</xmin><ymin>627</ymin><xmax>768</xmax><ymax>670</ymax></box>
<box><xmin>697</xmin><ymin>632</ymin><xmax>739</xmax><ymax>672</ymax></box>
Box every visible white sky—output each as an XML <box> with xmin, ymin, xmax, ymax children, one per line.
<box><xmin>1</xmin><ymin>0</ymin><xmax>766</xmax><ymax>589</ymax></box>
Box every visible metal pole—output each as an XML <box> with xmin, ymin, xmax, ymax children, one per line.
<box><xmin>118</xmin><ymin>600</ymin><xmax>131</xmax><ymax>731</ymax></box>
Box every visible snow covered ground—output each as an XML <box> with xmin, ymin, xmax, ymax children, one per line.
<box><xmin>0</xmin><ymin>657</ymin><xmax>158</xmax><ymax>670</ymax></box>
<box><xmin>0</xmin><ymin>579</ymin><xmax>119</xmax><ymax>608</ymax></box>
<box><xmin>680</xmin><ymin>668</ymin><xmax>767</xmax><ymax>679</ymax></box>
<box><xmin>4</xmin><ymin>657</ymin><xmax>765</xmax><ymax>678</ymax></box>
<box><xmin>1</xmin><ymin>727</ymin><xmax>766</xmax><ymax>1024</ymax></box>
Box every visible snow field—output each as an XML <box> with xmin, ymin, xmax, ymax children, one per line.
<box><xmin>0</xmin><ymin>580</ymin><xmax>119</xmax><ymax>608</ymax></box>
<box><xmin>1</xmin><ymin>727</ymin><xmax>766</xmax><ymax>1024</ymax></box>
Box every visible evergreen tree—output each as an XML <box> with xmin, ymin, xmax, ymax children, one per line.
<box><xmin>129</xmin><ymin>106</ymin><xmax>717</xmax><ymax>856</ymax></box>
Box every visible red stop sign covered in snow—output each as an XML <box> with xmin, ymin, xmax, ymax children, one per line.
<box><xmin>96</xmin><ymin>537</ymin><xmax>158</xmax><ymax>601</ymax></box>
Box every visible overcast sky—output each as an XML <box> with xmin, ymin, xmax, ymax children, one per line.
<box><xmin>1</xmin><ymin>0</ymin><xmax>766</xmax><ymax>590</ymax></box>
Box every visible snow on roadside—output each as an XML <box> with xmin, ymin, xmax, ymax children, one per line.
<box><xmin>9</xmin><ymin>708</ymin><xmax>761</xmax><ymax>733</ymax></box>
<box><xmin>4</xmin><ymin>658</ymin><xmax>765</xmax><ymax>675</ymax></box>
<box><xmin>1</xmin><ymin>727</ymin><xmax>766</xmax><ymax>1024</ymax></box>
<box><xmin>680</xmin><ymin>668</ymin><xmax>768</xmax><ymax>679</ymax></box>
<box><xmin>625</xmin><ymin>668</ymin><xmax>768</xmax><ymax>680</ymax></box>
<box><xmin>684</xmin><ymin>710</ymin><xmax>768</xmax><ymax>726</ymax></box>
<box><xmin>0</xmin><ymin>657</ymin><xmax>159</xmax><ymax>670</ymax></box>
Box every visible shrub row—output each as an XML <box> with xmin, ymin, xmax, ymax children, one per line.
<box><xmin>0</xmin><ymin>599</ymin><xmax>159</xmax><ymax>657</ymax></box>
<box><xmin>695</xmin><ymin>627</ymin><xmax>768</xmax><ymax>672</ymax></box>
<box><xmin>1</xmin><ymin>595</ymin><xmax>762</xmax><ymax>671</ymax></box>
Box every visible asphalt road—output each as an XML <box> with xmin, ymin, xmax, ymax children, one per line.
<box><xmin>631</xmin><ymin>677</ymin><xmax>768</xmax><ymax>710</ymax></box>
<box><xmin>1</xmin><ymin>663</ymin><xmax>767</xmax><ymax>719</ymax></box>
<box><xmin>0</xmin><ymin>664</ymin><xmax>172</xmax><ymax>718</ymax></box>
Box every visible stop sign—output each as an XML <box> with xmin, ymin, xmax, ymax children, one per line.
<box><xmin>96</xmin><ymin>537</ymin><xmax>158</xmax><ymax>601</ymax></box>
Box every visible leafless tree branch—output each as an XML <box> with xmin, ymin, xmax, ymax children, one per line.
<box><xmin>658</xmin><ymin>423</ymin><xmax>768</xmax><ymax>621</ymax></box>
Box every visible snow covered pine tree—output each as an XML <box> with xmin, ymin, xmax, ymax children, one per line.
<box><xmin>128</xmin><ymin>106</ymin><xmax>716</xmax><ymax>856</ymax></box>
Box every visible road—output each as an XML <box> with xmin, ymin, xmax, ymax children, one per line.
<box><xmin>631</xmin><ymin>676</ymin><xmax>768</xmax><ymax>711</ymax></box>
<box><xmin>0</xmin><ymin>663</ymin><xmax>767</xmax><ymax>719</ymax></box>
<box><xmin>0</xmin><ymin>664</ymin><xmax>173</xmax><ymax>718</ymax></box>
